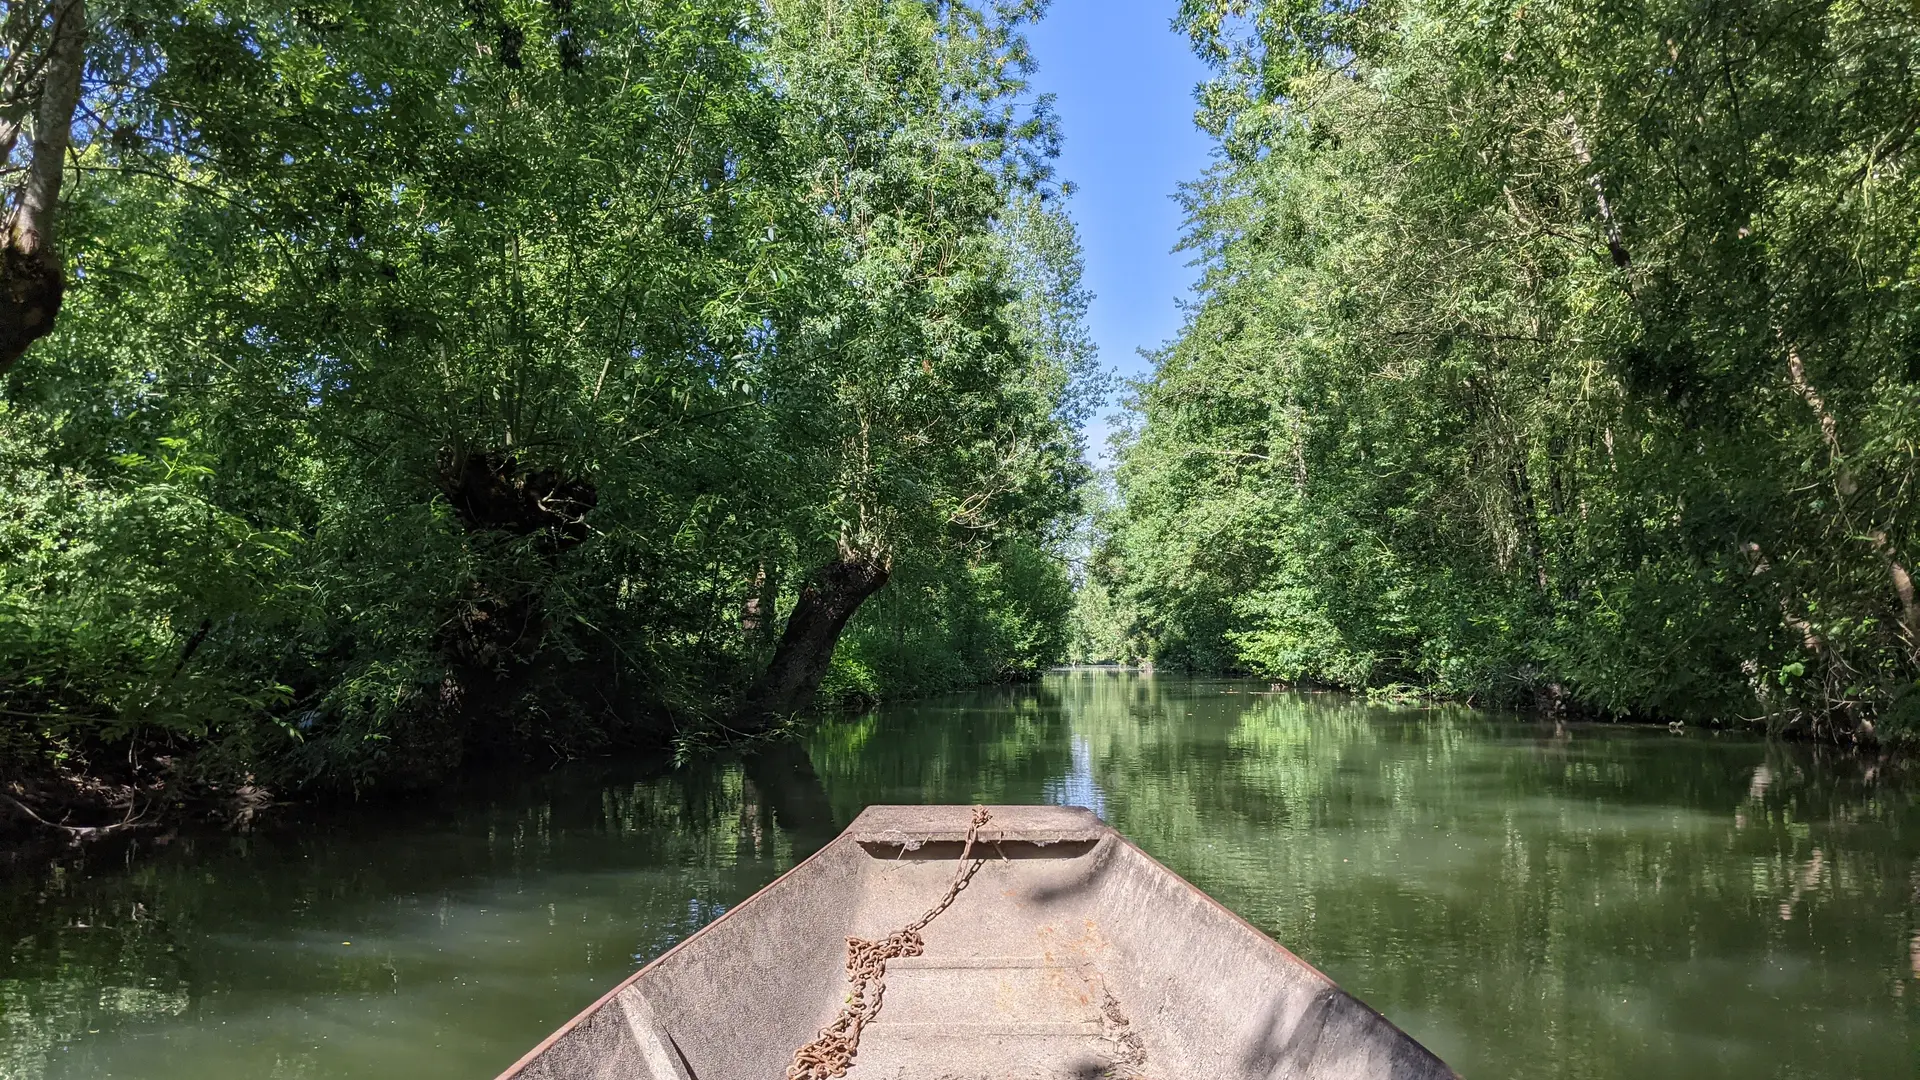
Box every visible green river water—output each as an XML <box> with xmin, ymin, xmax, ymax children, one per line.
<box><xmin>3</xmin><ymin>671</ymin><xmax>1917</xmax><ymax>1079</ymax></box>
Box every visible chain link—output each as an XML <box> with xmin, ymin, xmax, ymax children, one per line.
<box><xmin>786</xmin><ymin>807</ymin><xmax>994</xmax><ymax>1080</ymax></box>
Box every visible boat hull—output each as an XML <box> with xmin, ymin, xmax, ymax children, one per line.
<box><xmin>498</xmin><ymin>804</ymin><xmax>1457</xmax><ymax>1080</ymax></box>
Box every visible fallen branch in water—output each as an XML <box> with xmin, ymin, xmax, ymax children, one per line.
<box><xmin>1</xmin><ymin>791</ymin><xmax>153</xmax><ymax>841</ymax></box>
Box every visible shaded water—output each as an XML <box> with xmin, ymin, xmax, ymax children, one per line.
<box><xmin>3</xmin><ymin>672</ymin><xmax>1917</xmax><ymax>1079</ymax></box>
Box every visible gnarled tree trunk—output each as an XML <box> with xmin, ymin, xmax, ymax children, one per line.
<box><xmin>436</xmin><ymin>446</ymin><xmax>597</xmax><ymax>550</ymax></box>
<box><xmin>730</xmin><ymin>553</ymin><xmax>889</xmax><ymax>730</ymax></box>
<box><xmin>1</xmin><ymin>0</ymin><xmax>85</xmax><ymax>372</ymax></box>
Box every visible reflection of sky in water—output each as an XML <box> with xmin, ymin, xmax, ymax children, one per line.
<box><xmin>1042</xmin><ymin>734</ymin><xmax>1106</xmax><ymax>818</ymax></box>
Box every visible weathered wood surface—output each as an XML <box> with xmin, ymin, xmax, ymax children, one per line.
<box><xmin>497</xmin><ymin>805</ymin><xmax>1459</xmax><ymax>1080</ymax></box>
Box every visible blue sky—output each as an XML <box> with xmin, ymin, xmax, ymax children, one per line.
<box><xmin>1022</xmin><ymin>1</ymin><xmax>1216</xmax><ymax>461</ymax></box>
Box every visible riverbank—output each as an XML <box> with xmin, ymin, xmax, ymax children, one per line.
<box><xmin>0</xmin><ymin>665</ymin><xmax>1053</xmax><ymax>850</ymax></box>
<box><xmin>6</xmin><ymin>662</ymin><xmax>1876</xmax><ymax>850</ymax></box>
<box><xmin>1064</xmin><ymin>662</ymin><xmax>1899</xmax><ymax>750</ymax></box>
<box><xmin>1</xmin><ymin>756</ymin><xmax>273</xmax><ymax>850</ymax></box>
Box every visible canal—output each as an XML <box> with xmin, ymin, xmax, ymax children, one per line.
<box><xmin>2</xmin><ymin>671</ymin><xmax>1915</xmax><ymax>1078</ymax></box>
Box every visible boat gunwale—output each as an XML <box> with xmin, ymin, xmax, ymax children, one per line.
<box><xmin>1101</xmin><ymin>829</ymin><xmax>1461</xmax><ymax>1079</ymax></box>
<box><xmin>489</xmin><ymin>822</ymin><xmax>851</xmax><ymax>1080</ymax></box>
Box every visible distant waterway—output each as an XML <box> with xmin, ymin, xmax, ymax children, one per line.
<box><xmin>3</xmin><ymin>672</ymin><xmax>1916</xmax><ymax>1079</ymax></box>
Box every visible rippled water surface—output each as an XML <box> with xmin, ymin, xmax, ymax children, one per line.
<box><xmin>4</xmin><ymin>672</ymin><xmax>1917</xmax><ymax>1079</ymax></box>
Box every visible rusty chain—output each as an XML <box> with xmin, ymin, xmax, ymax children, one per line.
<box><xmin>786</xmin><ymin>806</ymin><xmax>994</xmax><ymax>1080</ymax></box>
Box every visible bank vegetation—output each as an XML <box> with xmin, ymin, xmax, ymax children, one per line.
<box><xmin>1082</xmin><ymin>0</ymin><xmax>1920</xmax><ymax>745</ymax></box>
<box><xmin>0</xmin><ymin>0</ymin><xmax>1098</xmax><ymax>832</ymax></box>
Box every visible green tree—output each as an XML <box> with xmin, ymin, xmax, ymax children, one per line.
<box><xmin>1109</xmin><ymin>0</ymin><xmax>1920</xmax><ymax>740</ymax></box>
<box><xmin>730</xmin><ymin>0</ymin><xmax>1089</xmax><ymax>724</ymax></box>
<box><xmin>0</xmin><ymin>0</ymin><xmax>1095</xmax><ymax>820</ymax></box>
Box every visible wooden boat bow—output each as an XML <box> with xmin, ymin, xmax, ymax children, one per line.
<box><xmin>497</xmin><ymin>805</ymin><xmax>1459</xmax><ymax>1080</ymax></box>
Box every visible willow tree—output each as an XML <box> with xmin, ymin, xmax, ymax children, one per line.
<box><xmin>1</xmin><ymin>0</ymin><xmax>85</xmax><ymax>369</ymax></box>
<box><xmin>0</xmin><ymin>0</ymin><xmax>1093</xmax><ymax>809</ymax></box>
<box><xmin>730</xmin><ymin>0</ymin><xmax>1084</xmax><ymax>724</ymax></box>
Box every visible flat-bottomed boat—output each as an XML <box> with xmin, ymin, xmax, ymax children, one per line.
<box><xmin>498</xmin><ymin>804</ymin><xmax>1456</xmax><ymax>1080</ymax></box>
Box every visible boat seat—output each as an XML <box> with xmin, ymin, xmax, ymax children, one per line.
<box><xmin>844</xmin><ymin>955</ymin><xmax>1145</xmax><ymax>1080</ymax></box>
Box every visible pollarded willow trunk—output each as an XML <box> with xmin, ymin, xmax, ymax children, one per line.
<box><xmin>730</xmin><ymin>553</ymin><xmax>890</xmax><ymax>730</ymax></box>
<box><xmin>1</xmin><ymin>0</ymin><xmax>86</xmax><ymax>372</ymax></box>
<box><xmin>432</xmin><ymin>446</ymin><xmax>597</xmax><ymax>670</ymax></box>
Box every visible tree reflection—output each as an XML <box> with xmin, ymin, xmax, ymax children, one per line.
<box><xmin>3</xmin><ymin>674</ymin><xmax>1917</xmax><ymax>1080</ymax></box>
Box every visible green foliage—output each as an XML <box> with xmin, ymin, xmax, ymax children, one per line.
<box><xmin>827</xmin><ymin>538</ymin><xmax>1074</xmax><ymax>703</ymax></box>
<box><xmin>1105</xmin><ymin>0</ymin><xmax>1920</xmax><ymax>741</ymax></box>
<box><xmin>0</xmin><ymin>0</ymin><xmax>1094</xmax><ymax>799</ymax></box>
<box><xmin>0</xmin><ymin>421</ymin><xmax>302</xmax><ymax>753</ymax></box>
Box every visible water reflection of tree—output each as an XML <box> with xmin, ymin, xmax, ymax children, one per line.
<box><xmin>1049</xmin><ymin>675</ymin><xmax>1920</xmax><ymax>1080</ymax></box>
<box><xmin>806</xmin><ymin>682</ymin><xmax>1078</xmax><ymax>821</ymax></box>
<box><xmin>0</xmin><ymin>754</ymin><xmax>828</xmax><ymax>1079</ymax></box>
<box><xmin>7</xmin><ymin>676</ymin><xmax>1918</xmax><ymax>1080</ymax></box>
